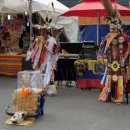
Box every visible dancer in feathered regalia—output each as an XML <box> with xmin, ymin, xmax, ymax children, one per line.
<box><xmin>39</xmin><ymin>33</ymin><xmax>58</xmax><ymax>89</ymax></box>
<box><xmin>27</xmin><ymin>27</ymin><xmax>58</xmax><ymax>95</ymax></box>
<box><xmin>98</xmin><ymin>0</ymin><xmax>130</xmax><ymax>104</ymax></box>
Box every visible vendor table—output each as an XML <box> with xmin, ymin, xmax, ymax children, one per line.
<box><xmin>74</xmin><ymin>59</ymin><xmax>106</xmax><ymax>89</ymax></box>
<box><xmin>54</xmin><ymin>58</ymin><xmax>77</xmax><ymax>81</ymax></box>
<box><xmin>0</xmin><ymin>54</ymin><xmax>27</xmax><ymax>76</ymax></box>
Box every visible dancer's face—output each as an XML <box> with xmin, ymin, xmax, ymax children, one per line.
<box><xmin>42</xmin><ymin>29</ymin><xmax>48</xmax><ymax>40</ymax></box>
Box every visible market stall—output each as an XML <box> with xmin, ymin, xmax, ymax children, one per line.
<box><xmin>0</xmin><ymin>0</ymin><xmax>78</xmax><ymax>43</ymax></box>
<box><xmin>0</xmin><ymin>0</ymin><xmax>78</xmax><ymax>77</ymax></box>
<box><xmin>0</xmin><ymin>13</ymin><xmax>30</xmax><ymax>76</ymax></box>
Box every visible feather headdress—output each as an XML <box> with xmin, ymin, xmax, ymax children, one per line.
<box><xmin>101</xmin><ymin>0</ymin><xmax>121</xmax><ymax>23</ymax></box>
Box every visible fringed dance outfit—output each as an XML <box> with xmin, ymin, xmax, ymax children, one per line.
<box><xmin>98</xmin><ymin>32</ymin><xmax>129</xmax><ymax>103</ymax></box>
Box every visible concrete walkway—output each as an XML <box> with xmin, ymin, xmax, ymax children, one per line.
<box><xmin>0</xmin><ymin>76</ymin><xmax>130</xmax><ymax>130</ymax></box>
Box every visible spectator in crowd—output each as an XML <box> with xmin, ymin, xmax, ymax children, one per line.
<box><xmin>22</xmin><ymin>31</ymin><xmax>30</xmax><ymax>53</ymax></box>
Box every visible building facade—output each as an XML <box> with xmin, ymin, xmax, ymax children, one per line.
<box><xmin>58</xmin><ymin>0</ymin><xmax>129</xmax><ymax>7</ymax></box>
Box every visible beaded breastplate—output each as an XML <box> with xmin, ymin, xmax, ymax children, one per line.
<box><xmin>106</xmin><ymin>35</ymin><xmax>126</xmax><ymax>82</ymax></box>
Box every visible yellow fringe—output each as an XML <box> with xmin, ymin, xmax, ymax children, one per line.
<box><xmin>108</xmin><ymin>75</ymin><xmax>112</xmax><ymax>92</ymax></box>
<box><xmin>117</xmin><ymin>76</ymin><xmax>123</xmax><ymax>99</ymax></box>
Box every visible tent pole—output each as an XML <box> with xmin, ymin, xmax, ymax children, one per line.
<box><xmin>1</xmin><ymin>12</ymin><xmax>3</xmax><ymax>26</ymax></box>
<box><xmin>96</xmin><ymin>10</ymin><xmax>100</xmax><ymax>46</ymax></box>
<box><xmin>29</xmin><ymin>0</ymin><xmax>32</xmax><ymax>50</ymax></box>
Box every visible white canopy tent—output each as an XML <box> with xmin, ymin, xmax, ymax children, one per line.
<box><xmin>0</xmin><ymin>0</ymin><xmax>78</xmax><ymax>42</ymax></box>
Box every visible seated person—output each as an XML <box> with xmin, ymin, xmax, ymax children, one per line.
<box><xmin>1</xmin><ymin>32</ymin><xmax>11</xmax><ymax>53</ymax></box>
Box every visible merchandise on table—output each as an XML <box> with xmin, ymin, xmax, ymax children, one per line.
<box><xmin>74</xmin><ymin>59</ymin><xmax>106</xmax><ymax>88</ymax></box>
<box><xmin>0</xmin><ymin>54</ymin><xmax>22</xmax><ymax>76</ymax></box>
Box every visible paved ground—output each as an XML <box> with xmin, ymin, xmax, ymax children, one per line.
<box><xmin>0</xmin><ymin>76</ymin><xmax>130</xmax><ymax>130</ymax></box>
